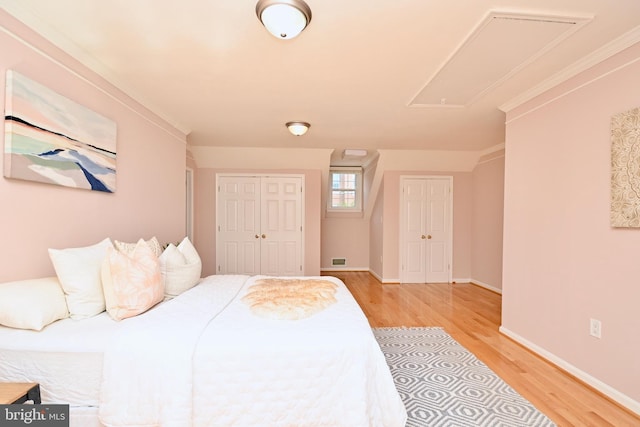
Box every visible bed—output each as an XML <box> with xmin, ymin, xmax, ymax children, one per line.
<box><xmin>0</xmin><ymin>274</ymin><xmax>407</xmax><ymax>427</ymax></box>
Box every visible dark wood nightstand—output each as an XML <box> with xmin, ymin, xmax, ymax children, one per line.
<box><xmin>0</xmin><ymin>383</ymin><xmax>41</xmax><ymax>404</ymax></box>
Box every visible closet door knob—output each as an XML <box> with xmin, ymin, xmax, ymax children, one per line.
<box><xmin>255</xmin><ymin>234</ymin><xmax>260</xmax><ymax>239</ymax></box>
<box><xmin>421</xmin><ymin>235</ymin><xmax>426</xmax><ymax>239</ymax></box>
<box><xmin>262</xmin><ymin>234</ymin><xmax>267</xmax><ymax>239</ymax></box>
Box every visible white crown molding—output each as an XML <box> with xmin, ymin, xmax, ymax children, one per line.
<box><xmin>475</xmin><ymin>143</ymin><xmax>505</xmax><ymax>166</ymax></box>
<box><xmin>1</xmin><ymin>1</ymin><xmax>192</xmax><ymax>135</ymax></box>
<box><xmin>479</xmin><ymin>143</ymin><xmax>505</xmax><ymax>157</ymax></box>
<box><xmin>500</xmin><ymin>25</ymin><xmax>640</xmax><ymax>113</ymax></box>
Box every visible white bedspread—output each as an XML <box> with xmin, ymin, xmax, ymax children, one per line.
<box><xmin>99</xmin><ymin>275</ymin><xmax>406</xmax><ymax>427</ymax></box>
<box><xmin>0</xmin><ymin>312</ymin><xmax>115</xmax><ymax>406</ymax></box>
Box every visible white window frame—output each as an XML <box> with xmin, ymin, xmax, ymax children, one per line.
<box><xmin>328</xmin><ymin>167</ymin><xmax>363</xmax><ymax>212</ymax></box>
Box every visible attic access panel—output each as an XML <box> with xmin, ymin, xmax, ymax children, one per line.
<box><xmin>410</xmin><ymin>11</ymin><xmax>590</xmax><ymax>107</ymax></box>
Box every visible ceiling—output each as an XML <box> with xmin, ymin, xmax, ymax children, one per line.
<box><xmin>2</xmin><ymin>0</ymin><xmax>640</xmax><ymax>164</ymax></box>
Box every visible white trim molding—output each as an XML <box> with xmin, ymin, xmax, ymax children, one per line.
<box><xmin>470</xmin><ymin>279</ymin><xmax>502</xmax><ymax>294</ymax></box>
<box><xmin>0</xmin><ymin>13</ymin><xmax>187</xmax><ymax>143</ymax></box>
<box><xmin>1</xmin><ymin>2</ymin><xmax>191</xmax><ymax>136</ymax></box>
<box><xmin>500</xmin><ymin>25</ymin><xmax>640</xmax><ymax>113</ymax></box>
<box><xmin>321</xmin><ymin>267</ymin><xmax>369</xmax><ymax>273</ymax></box>
<box><xmin>369</xmin><ymin>270</ymin><xmax>400</xmax><ymax>284</ymax></box>
<box><xmin>479</xmin><ymin>143</ymin><xmax>505</xmax><ymax>157</ymax></box>
<box><xmin>500</xmin><ymin>327</ymin><xmax>640</xmax><ymax>416</ymax></box>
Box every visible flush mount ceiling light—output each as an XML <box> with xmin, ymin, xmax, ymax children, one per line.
<box><xmin>286</xmin><ymin>121</ymin><xmax>310</xmax><ymax>136</ymax></box>
<box><xmin>256</xmin><ymin>0</ymin><xmax>312</xmax><ymax>40</ymax></box>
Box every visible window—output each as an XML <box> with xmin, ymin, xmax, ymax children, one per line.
<box><xmin>328</xmin><ymin>167</ymin><xmax>362</xmax><ymax>212</ymax></box>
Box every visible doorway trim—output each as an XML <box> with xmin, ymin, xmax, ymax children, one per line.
<box><xmin>186</xmin><ymin>167</ymin><xmax>194</xmax><ymax>242</ymax></box>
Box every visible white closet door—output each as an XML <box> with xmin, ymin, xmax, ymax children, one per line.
<box><xmin>425</xmin><ymin>179</ymin><xmax>450</xmax><ymax>283</ymax></box>
<box><xmin>400</xmin><ymin>178</ymin><xmax>428</xmax><ymax>283</ymax></box>
<box><xmin>400</xmin><ymin>176</ymin><xmax>452</xmax><ymax>283</ymax></box>
<box><xmin>217</xmin><ymin>175</ymin><xmax>303</xmax><ymax>276</ymax></box>
<box><xmin>217</xmin><ymin>176</ymin><xmax>261</xmax><ymax>275</ymax></box>
<box><xmin>260</xmin><ymin>177</ymin><xmax>303</xmax><ymax>276</ymax></box>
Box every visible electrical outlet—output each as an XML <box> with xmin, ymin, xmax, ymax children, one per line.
<box><xmin>590</xmin><ymin>318</ymin><xmax>602</xmax><ymax>339</ymax></box>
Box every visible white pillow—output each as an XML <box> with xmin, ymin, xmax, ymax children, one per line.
<box><xmin>0</xmin><ymin>277</ymin><xmax>69</xmax><ymax>330</ymax></box>
<box><xmin>102</xmin><ymin>239</ymin><xmax>164</xmax><ymax>321</ymax></box>
<box><xmin>114</xmin><ymin>236</ymin><xmax>162</xmax><ymax>258</ymax></box>
<box><xmin>159</xmin><ymin>237</ymin><xmax>202</xmax><ymax>299</ymax></box>
<box><xmin>48</xmin><ymin>238</ymin><xmax>113</xmax><ymax>319</ymax></box>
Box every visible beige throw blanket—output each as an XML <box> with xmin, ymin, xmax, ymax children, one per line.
<box><xmin>242</xmin><ymin>278</ymin><xmax>338</xmax><ymax>320</ymax></box>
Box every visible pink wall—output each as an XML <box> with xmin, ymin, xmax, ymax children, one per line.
<box><xmin>321</xmin><ymin>158</ymin><xmax>378</xmax><ymax>272</ymax></box>
<box><xmin>381</xmin><ymin>171</ymin><xmax>473</xmax><ymax>282</ymax></box>
<box><xmin>194</xmin><ymin>168</ymin><xmax>322</xmax><ymax>277</ymax></box>
<box><xmin>193</xmin><ymin>168</ymin><xmax>216</xmax><ymax>274</ymax></box>
<box><xmin>471</xmin><ymin>151</ymin><xmax>504</xmax><ymax>291</ymax></box>
<box><xmin>321</xmin><ymin>218</ymin><xmax>370</xmax><ymax>270</ymax></box>
<box><xmin>502</xmin><ymin>42</ymin><xmax>640</xmax><ymax>409</ymax></box>
<box><xmin>0</xmin><ymin>11</ymin><xmax>187</xmax><ymax>282</ymax></box>
<box><xmin>369</xmin><ymin>185</ymin><xmax>385</xmax><ymax>280</ymax></box>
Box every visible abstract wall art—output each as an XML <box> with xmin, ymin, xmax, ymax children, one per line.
<box><xmin>611</xmin><ymin>106</ymin><xmax>640</xmax><ymax>227</ymax></box>
<box><xmin>3</xmin><ymin>70</ymin><xmax>117</xmax><ymax>192</ymax></box>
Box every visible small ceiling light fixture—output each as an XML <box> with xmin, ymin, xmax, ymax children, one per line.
<box><xmin>343</xmin><ymin>149</ymin><xmax>368</xmax><ymax>157</ymax></box>
<box><xmin>286</xmin><ymin>121</ymin><xmax>310</xmax><ymax>136</ymax></box>
<box><xmin>256</xmin><ymin>0</ymin><xmax>312</xmax><ymax>40</ymax></box>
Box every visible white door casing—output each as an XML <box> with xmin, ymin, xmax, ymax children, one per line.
<box><xmin>400</xmin><ymin>176</ymin><xmax>453</xmax><ymax>283</ymax></box>
<box><xmin>216</xmin><ymin>174</ymin><xmax>304</xmax><ymax>276</ymax></box>
<box><xmin>185</xmin><ymin>167</ymin><xmax>194</xmax><ymax>243</ymax></box>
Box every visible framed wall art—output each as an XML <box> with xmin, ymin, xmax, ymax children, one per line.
<box><xmin>611</xmin><ymin>106</ymin><xmax>640</xmax><ymax>227</ymax></box>
<box><xmin>4</xmin><ymin>70</ymin><xmax>117</xmax><ymax>192</ymax></box>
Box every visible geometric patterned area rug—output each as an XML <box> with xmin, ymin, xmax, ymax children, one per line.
<box><xmin>373</xmin><ymin>327</ymin><xmax>557</xmax><ymax>427</ymax></box>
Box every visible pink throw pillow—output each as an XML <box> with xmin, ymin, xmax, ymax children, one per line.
<box><xmin>102</xmin><ymin>239</ymin><xmax>164</xmax><ymax>321</ymax></box>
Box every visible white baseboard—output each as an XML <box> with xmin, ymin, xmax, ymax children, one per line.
<box><xmin>367</xmin><ymin>270</ymin><xmax>382</xmax><ymax>283</ymax></box>
<box><xmin>367</xmin><ymin>270</ymin><xmax>399</xmax><ymax>284</ymax></box>
<box><xmin>320</xmin><ymin>271</ymin><xmax>500</xmax><ymax>289</ymax></box>
<box><xmin>469</xmin><ymin>278</ymin><xmax>502</xmax><ymax>294</ymax></box>
<box><xmin>320</xmin><ymin>268</ymin><xmax>399</xmax><ymax>283</ymax></box>
<box><xmin>500</xmin><ymin>326</ymin><xmax>640</xmax><ymax>416</ymax></box>
<box><xmin>320</xmin><ymin>267</ymin><xmax>369</xmax><ymax>272</ymax></box>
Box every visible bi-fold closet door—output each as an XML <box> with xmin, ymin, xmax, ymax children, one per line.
<box><xmin>216</xmin><ymin>174</ymin><xmax>304</xmax><ymax>276</ymax></box>
<box><xmin>400</xmin><ymin>176</ymin><xmax>453</xmax><ymax>283</ymax></box>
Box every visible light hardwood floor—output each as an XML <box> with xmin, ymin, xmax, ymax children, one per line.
<box><xmin>324</xmin><ymin>271</ymin><xmax>640</xmax><ymax>427</ymax></box>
